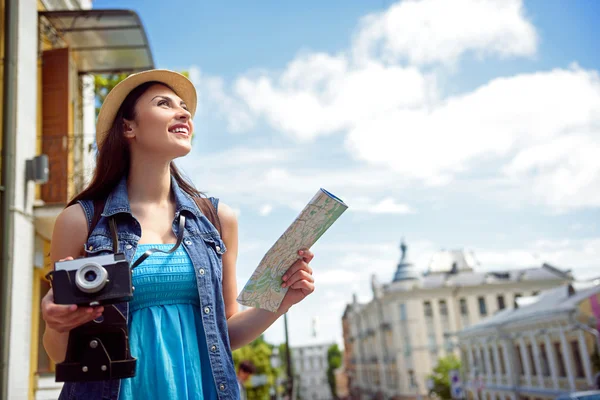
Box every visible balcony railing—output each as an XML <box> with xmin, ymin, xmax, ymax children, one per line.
<box><xmin>40</xmin><ymin>134</ymin><xmax>91</xmax><ymax>205</ymax></box>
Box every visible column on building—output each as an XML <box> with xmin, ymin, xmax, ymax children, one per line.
<box><xmin>500</xmin><ymin>341</ymin><xmax>513</xmax><ymax>383</ymax></box>
<box><xmin>544</xmin><ymin>334</ymin><xmax>559</xmax><ymax>390</ymax></box>
<box><xmin>559</xmin><ymin>328</ymin><xmax>576</xmax><ymax>390</ymax></box>
<box><xmin>577</xmin><ymin>330</ymin><xmax>593</xmax><ymax>387</ymax></box>
<box><xmin>467</xmin><ymin>341</ymin><xmax>476</xmax><ymax>380</ymax></box>
<box><xmin>528</xmin><ymin>332</ymin><xmax>544</xmax><ymax>388</ymax></box>
<box><xmin>518</xmin><ymin>337</ymin><xmax>533</xmax><ymax>387</ymax></box>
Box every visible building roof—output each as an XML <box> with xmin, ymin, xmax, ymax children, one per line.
<box><xmin>459</xmin><ymin>282</ymin><xmax>600</xmax><ymax>335</ymax></box>
<box><xmin>386</xmin><ymin>262</ymin><xmax>571</xmax><ymax>293</ymax></box>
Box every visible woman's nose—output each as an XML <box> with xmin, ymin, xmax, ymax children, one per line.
<box><xmin>176</xmin><ymin>108</ymin><xmax>191</xmax><ymax>120</ymax></box>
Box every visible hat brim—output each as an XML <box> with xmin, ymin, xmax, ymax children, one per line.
<box><xmin>95</xmin><ymin>69</ymin><xmax>197</xmax><ymax>149</ymax></box>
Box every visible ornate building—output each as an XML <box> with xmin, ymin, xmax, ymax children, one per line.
<box><xmin>342</xmin><ymin>241</ymin><xmax>573</xmax><ymax>400</ymax></box>
<box><xmin>458</xmin><ymin>282</ymin><xmax>600</xmax><ymax>400</ymax></box>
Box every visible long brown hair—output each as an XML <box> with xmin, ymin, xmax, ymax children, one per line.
<box><xmin>68</xmin><ymin>81</ymin><xmax>220</xmax><ymax>232</ymax></box>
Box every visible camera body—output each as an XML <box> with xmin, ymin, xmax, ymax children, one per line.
<box><xmin>48</xmin><ymin>253</ymin><xmax>137</xmax><ymax>382</ymax></box>
<box><xmin>52</xmin><ymin>253</ymin><xmax>133</xmax><ymax>306</ymax></box>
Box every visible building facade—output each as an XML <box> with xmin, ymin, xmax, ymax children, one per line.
<box><xmin>292</xmin><ymin>342</ymin><xmax>335</xmax><ymax>400</ymax></box>
<box><xmin>342</xmin><ymin>242</ymin><xmax>573</xmax><ymax>400</ymax></box>
<box><xmin>0</xmin><ymin>1</ymin><xmax>154</xmax><ymax>398</ymax></box>
<box><xmin>458</xmin><ymin>283</ymin><xmax>600</xmax><ymax>400</ymax></box>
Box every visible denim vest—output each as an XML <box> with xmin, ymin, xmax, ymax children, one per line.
<box><xmin>58</xmin><ymin>176</ymin><xmax>240</xmax><ymax>400</ymax></box>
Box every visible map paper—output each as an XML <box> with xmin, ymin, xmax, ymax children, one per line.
<box><xmin>237</xmin><ymin>188</ymin><xmax>348</xmax><ymax>312</ymax></box>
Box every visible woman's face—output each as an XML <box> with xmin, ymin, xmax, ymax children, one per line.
<box><xmin>125</xmin><ymin>84</ymin><xmax>194</xmax><ymax>159</ymax></box>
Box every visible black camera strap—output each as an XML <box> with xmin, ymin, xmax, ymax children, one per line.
<box><xmin>108</xmin><ymin>215</ymin><xmax>187</xmax><ymax>270</ymax></box>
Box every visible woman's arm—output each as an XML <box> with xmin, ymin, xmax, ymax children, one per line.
<box><xmin>42</xmin><ymin>204</ymin><xmax>104</xmax><ymax>363</ymax></box>
<box><xmin>218</xmin><ymin>203</ymin><xmax>315</xmax><ymax>350</ymax></box>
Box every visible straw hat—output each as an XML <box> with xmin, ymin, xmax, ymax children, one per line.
<box><xmin>95</xmin><ymin>69</ymin><xmax>197</xmax><ymax>149</ymax></box>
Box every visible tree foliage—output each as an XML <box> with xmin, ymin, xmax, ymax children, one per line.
<box><xmin>93</xmin><ymin>71</ymin><xmax>189</xmax><ymax>117</ymax></box>
<box><xmin>427</xmin><ymin>354</ymin><xmax>462</xmax><ymax>400</ymax></box>
<box><xmin>232</xmin><ymin>335</ymin><xmax>281</xmax><ymax>400</ymax></box>
<box><xmin>327</xmin><ymin>344</ymin><xmax>342</xmax><ymax>399</ymax></box>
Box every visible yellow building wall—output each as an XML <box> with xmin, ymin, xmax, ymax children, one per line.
<box><xmin>0</xmin><ymin>0</ymin><xmax>5</xmax><ymax>164</ymax></box>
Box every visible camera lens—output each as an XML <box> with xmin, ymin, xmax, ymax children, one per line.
<box><xmin>84</xmin><ymin>270</ymin><xmax>98</xmax><ymax>282</ymax></box>
<box><xmin>75</xmin><ymin>263</ymin><xmax>108</xmax><ymax>293</ymax></box>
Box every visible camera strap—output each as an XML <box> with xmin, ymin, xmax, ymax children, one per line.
<box><xmin>108</xmin><ymin>215</ymin><xmax>187</xmax><ymax>270</ymax></box>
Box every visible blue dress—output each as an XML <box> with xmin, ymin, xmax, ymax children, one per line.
<box><xmin>118</xmin><ymin>244</ymin><xmax>218</xmax><ymax>400</ymax></box>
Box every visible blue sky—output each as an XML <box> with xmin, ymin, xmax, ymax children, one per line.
<box><xmin>94</xmin><ymin>0</ymin><xmax>600</xmax><ymax>347</ymax></box>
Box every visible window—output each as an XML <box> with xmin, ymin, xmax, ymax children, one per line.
<box><xmin>460</xmin><ymin>298</ymin><xmax>468</xmax><ymax>316</ymax></box>
<box><xmin>514</xmin><ymin>293</ymin><xmax>522</xmax><ymax>302</ymax></box>
<box><xmin>539</xmin><ymin>343</ymin><xmax>550</xmax><ymax>377</ymax></box>
<box><xmin>497</xmin><ymin>295</ymin><xmax>506</xmax><ymax>310</ymax></box>
<box><xmin>478</xmin><ymin>297</ymin><xmax>487</xmax><ymax>316</ymax></box>
<box><xmin>554</xmin><ymin>342</ymin><xmax>566</xmax><ymax>377</ymax></box>
<box><xmin>489</xmin><ymin>348</ymin><xmax>496</xmax><ymax>374</ymax></box>
<box><xmin>428</xmin><ymin>331</ymin><xmax>437</xmax><ymax>352</ymax></box>
<box><xmin>527</xmin><ymin>345</ymin><xmax>537</xmax><ymax>376</ymax></box>
<box><xmin>439</xmin><ymin>300</ymin><xmax>448</xmax><ymax>316</ymax></box>
<box><xmin>571</xmin><ymin>340</ymin><xmax>585</xmax><ymax>378</ymax></box>
<box><xmin>400</xmin><ymin>303</ymin><xmax>408</xmax><ymax>321</ymax></box>
<box><xmin>515</xmin><ymin>345</ymin><xmax>524</xmax><ymax>376</ymax></box>
<box><xmin>473</xmin><ymin>348</ymin><xmax>480</xmax><ymax>369</ymax></box>
<box><xmin>479</xmin><ymin>348</ymin><xmax>487</xmax><ymax>374</ymax></box>
<box><xmin>498</xmin><ymin>347</ymin><xmax>506</xmax><ymax>374</ymax></box>
<box><xmin>424</xmin><ymin>301</ymin><xmax>433</xmax><ymax>318</ymax></box>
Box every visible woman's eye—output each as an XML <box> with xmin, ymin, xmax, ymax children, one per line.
<box><xmin>158</xmin><ymin>100</ymin><xmax>168</xmax><ymax>106</ymax></box>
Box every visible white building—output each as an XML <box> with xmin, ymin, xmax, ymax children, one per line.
<box><xmin>458</xmin><ymin>282</ymin><xmax>600</xmax><ymax>400</ymax></box>
<box><xmin>342</xmin><ymin>241</ymin><xmax>573</xmax><ymax>400</ymax></box>
<box><xmin>0</xmin><ymin>1</ymin><xmax>154</xmax><ymax>398</ymax></box>
<box><xmin>292</xmin><ymin>342</ymin><xmax>335</xmax><ymax>400</ymax></box>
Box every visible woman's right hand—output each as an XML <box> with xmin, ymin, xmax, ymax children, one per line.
<box><xmin>41</xmin><ymin>257</ymin><xmax>104</xmax><ymax>333</ymax></box>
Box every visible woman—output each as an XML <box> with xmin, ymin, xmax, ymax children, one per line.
<box><xmin>41</xmin><ymin>70</ymin><xmax>315</xmax><ymax>400</ymax></box>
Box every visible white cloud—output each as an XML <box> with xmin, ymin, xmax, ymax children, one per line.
<box><xmin>234</xmin><ymin>57</ymin><xmax>434</xmax><ymax>140</ymax></box>
<box><xmin>346</xmin><ymin>66</ymin><xmax>600</xmax><ymax>189</ymax></box>
<box><xmin>314</xmin><ymin>269</ymin><xmax>361</xmax><ymax>285</ymax></box>
<box><xmin>187</xmin><ymin>0</ymin><xmax>600</xmax><ymax>213</ymax></box>
<box><xmin>259</xmin><ymin>204</ymin><xmax>273</xmax><ymax>216</ymax></box>
<box><xmin>189</xmin><ymin>66</ymin><xmax>255</xmax><ymax>132</ymax></box>
<box><xmin>503</xmin><ymin>133</ymin><xmax>600</xmax><ymax>211</ymax></box>
<box><xmin>180</xmin><ymin>146</ymin><xmax>416</xmax><ymax>213</ymax></box>
<box><xmin>353</xmin><ymin>0</ymin><xmax>537</xmax><ymax>66</ymax></box>
<box><xmin>475</xmin><ymin>238</ymin><xmax>600</xmax><ymax>279</ymax></box>
<box><xmin>351</xmin><ymin>197</ymin><xmax>414</xmax><ymax>214</ymax></box>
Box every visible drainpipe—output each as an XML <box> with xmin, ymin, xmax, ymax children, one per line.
<box><xmin>0</xmin><ymin>0</ymin><xmax>19</xmax><ymax>398</ymax></box>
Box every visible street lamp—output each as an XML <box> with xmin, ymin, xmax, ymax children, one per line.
<box><xmin>270</xmin><ymin>347</ymin><xmax>281</xmax><ymax>400</ymax></box>
<box><xmin>284</xmin><ymin>313</ymin><xmax>293</xmax><ymax>398</ymax></box>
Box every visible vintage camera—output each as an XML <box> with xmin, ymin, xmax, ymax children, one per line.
<box><xmin>47</xmin><ymin>253</ymin><xmax>137</xmax><ymax>382</ymax></box>
<box><xmin>51</xmin><ymin>253</ymin><xmax>133</xmax><ymax>306</ymax></box>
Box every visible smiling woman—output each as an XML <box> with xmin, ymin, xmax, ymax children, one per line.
<box><xmin>40</xmin><ymin>70</ymin><xmax>317</xmax><ymax>400</ymax></box>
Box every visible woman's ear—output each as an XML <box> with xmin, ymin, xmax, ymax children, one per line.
<box><xmin>123</xmin><ymin>119</ymin><xmax>136</xmax><ymax>138</ymax></box>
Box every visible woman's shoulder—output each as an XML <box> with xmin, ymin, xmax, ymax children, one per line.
<box><xmin>55</xmin><ymin>204</ymin><xmax>89</xmax><ymax>235</ymax></box>
<box><xmin>215</xmin><ymin>201</ymin><xmax>237</xmax><ymax>225</ymax></box>
<box><xmin>51</xmin><ymin>204</ymin><xmax>89</xmax><ymax>260</ymax></box>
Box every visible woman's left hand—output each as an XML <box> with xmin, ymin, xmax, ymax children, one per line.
<box><xmin>278</xmin><ymin>249</ymin><xmax>315</xmax><ymax>314</ymax></box>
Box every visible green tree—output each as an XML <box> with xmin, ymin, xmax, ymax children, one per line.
<box><xmin>327</xmin><ymin>344</ymin><xmax>342</xmax><ymax>399</ymax></box>
<box><xmin>232</xmin><ymin>335</ymin><xmax>281</xmax><ymax>400</ymax></box>
<box><xmin>427</xmin><ymin>354</ymin><xmax>462</xmax><ymax>400</ymax></box>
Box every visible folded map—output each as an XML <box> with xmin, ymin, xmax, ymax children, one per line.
<box><xmin>237</xmin><ymin>188</ymin><xmax>348</xmax><ymax>312</ymax></box>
